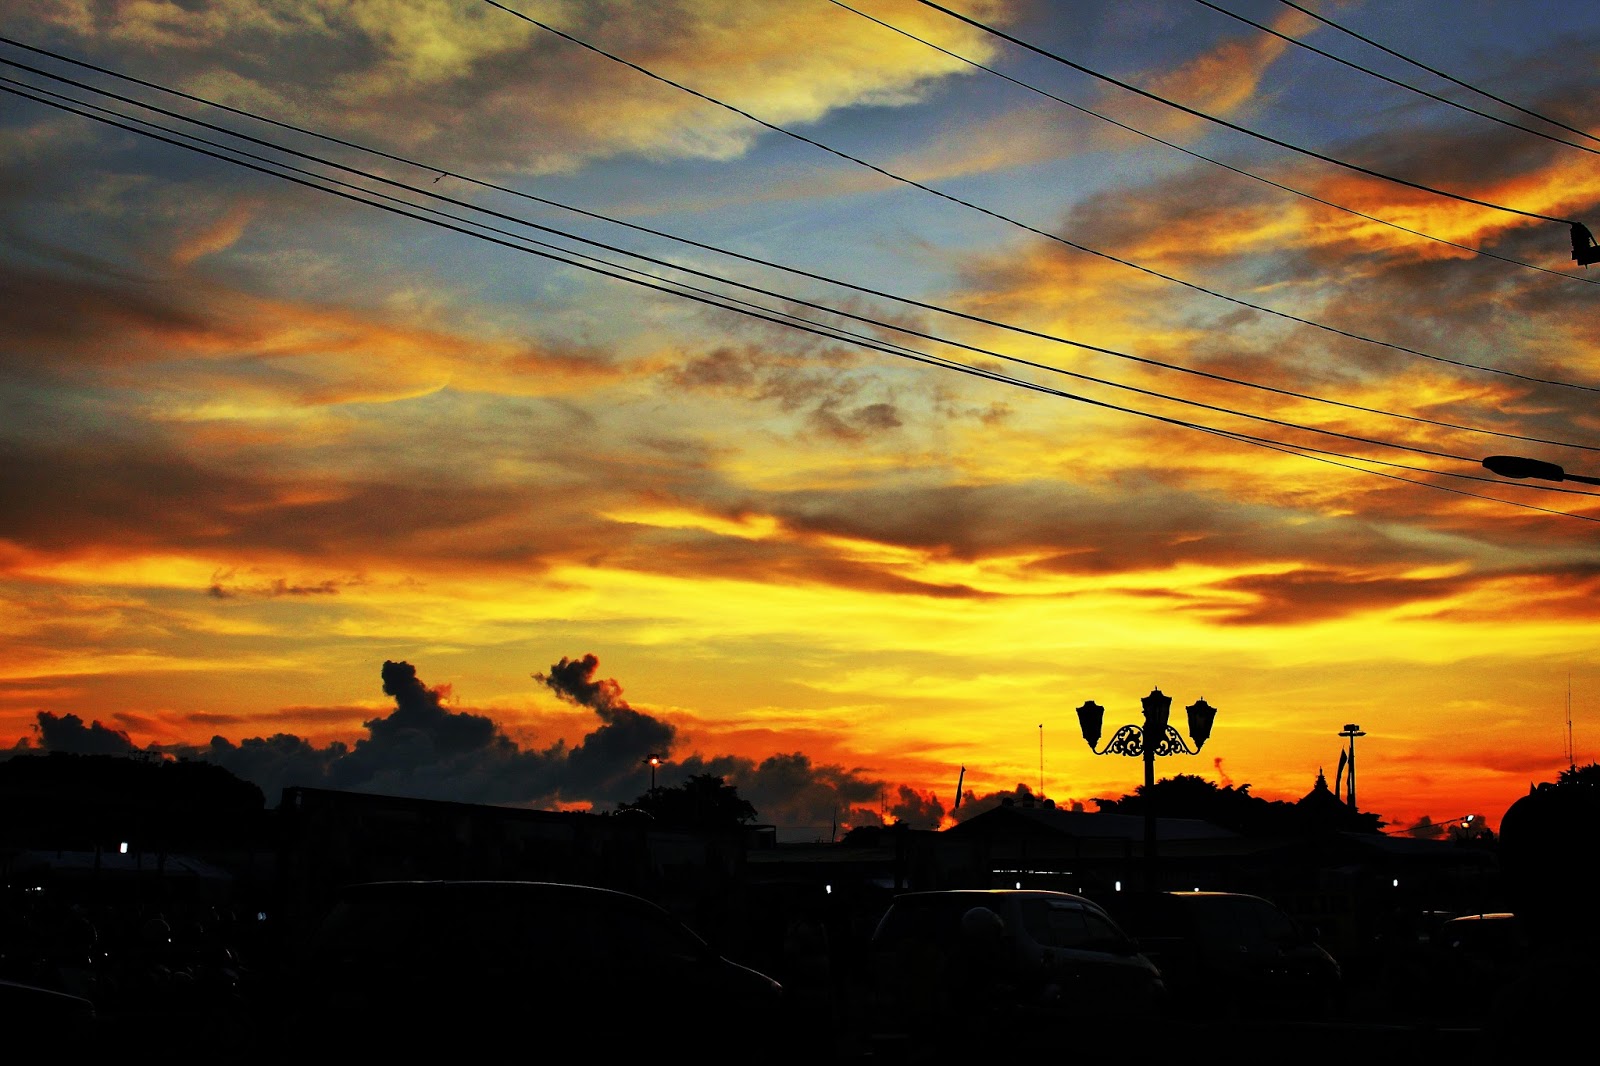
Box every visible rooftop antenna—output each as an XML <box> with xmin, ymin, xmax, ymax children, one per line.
<box><xmin>953</xmin><ymin>765</ymin><xmax>966</xmax><ymax>810</ymax></box>
<box><xmin>1567</xmin><ymin>672</ymin><xmax>1576</xmax><ymax>771</ymax></box>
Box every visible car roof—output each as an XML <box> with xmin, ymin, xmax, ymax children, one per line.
<box><xmin>894</xmin><ymin>889</ymin><xmax>1094</xmax><ymax>900</ymax></box>
<box><xmin>338</xmin><ymin>879</ymin><xmax>648</xmax><ymax>901</ymax></box>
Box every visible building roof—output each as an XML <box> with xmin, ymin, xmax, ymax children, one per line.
<box><xmin>947</xmin><ymin>801</ymin><xmax>1238</xmax><ymax>842</ymax></box>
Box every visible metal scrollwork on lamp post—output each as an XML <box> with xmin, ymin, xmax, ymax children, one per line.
<box><xmin>1076</xmin><ymin>688</ymin><xmax>1219</xmax><ymax>891</ymax></box>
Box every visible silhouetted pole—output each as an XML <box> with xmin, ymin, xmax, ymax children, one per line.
<box><xmin>1076</xmin><ymin>689</ymin><xmax>1218</xmax><ymax>893</ymax></box>
<box><xmin>1338</xmin><ymin>725</ymin><xmax>1365</xmax><ymax>810</ymax></box>
<box><xmin>1143</xmin><ymin>724</ymin><xmax>1156</xmax><ymax>892</ymax></box>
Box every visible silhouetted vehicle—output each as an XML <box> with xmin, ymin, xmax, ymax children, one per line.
<box><xmin>1099</xmin><ymin>890</ymin><xmax>1341</xmax><ymax>1020</ymax></box>
<box><xmin>1426</xmin><ymin>912</ymin><xmax>1527</xmax><ymax>1015</ymax></box>
<box><xmin>864</xmin><ymin>888</ymin><xmax>1164</xmax><ymax>1060</ymax></box>
<box><xmin>0</xmin><ymin>978</ymin><xmax>97</xmax><ymax>1044</ymax></box>
<box><xmin>282</xmin><ymin>880</ymin><xmax>783</xmax><ymax>1060</ymax></box>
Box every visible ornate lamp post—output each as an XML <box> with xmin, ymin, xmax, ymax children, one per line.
<box><xmin>1075</xmin><ymin>688</ymin><xmax>1219</xmax><ymax>891</ymax></box>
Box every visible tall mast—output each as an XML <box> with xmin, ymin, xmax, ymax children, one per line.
<box><xmin>1568</xmin><ymin>673</ymin><xmax>1576</xmax><ymax>771</ymax></box>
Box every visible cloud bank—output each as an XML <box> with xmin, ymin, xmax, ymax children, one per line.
<box><xmin>10</xmin><ymin>653</ymin><xmax>946</xmax><ymax>832</ymax></box>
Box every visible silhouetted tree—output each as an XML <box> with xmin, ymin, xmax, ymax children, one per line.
<box><xmin>1556</xmin><ymin>761</ymin><xmax>1600</xmax><ymax>788</ymax></box>
<box><xmin>1093</xmin><ymin>774</ymin><xmax>1286</xmax><ymax>832</ymax></box>
<box><xmin>0</xmin><ymin>751</ymin><xmax>265</xmax><ymax>848</ymax></box>
<box><xmin>618</xmin><ymin>773</ymin><xmax>757</xmax><ymax>830</ymax></box>
<box><xmin>1489</xmin><ymin>767</ymin><xmax>1600</xmax><ymax>1058</ymax></box>
<box><xmin>1093</xmin><ymin>772</ymin><xmax>1382</xmax><ymax>835</ymax></box>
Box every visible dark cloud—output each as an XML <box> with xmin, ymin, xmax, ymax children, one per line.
<box><xmin>537</xmin><ymin>653</ymin><xmax>630</xmax><ymax>712</ymax></box>
<box><xmin>951</xmin><ymin>782</ymin><xmax>1066</xmax><ymax>822</ymax></box>
<box><xmin>8</xmin><ymin>656</ymin><xmax>930</xmax><ymax>832</ymax></box>
<box><xmin>808</xmin><ymin>399</ymin><xmax>904</xmax><ymax>441</ymax></box>
<box><xmin>601</xmin><ymin>527</ymin><xmax>994</xmax><ymax>599</ymax></box>
<box><xmin>0</xmin><ymin>259</ymin><xmax>211</xmax><ymax>376</ymax></box>
<box><xmin>30</xmin><ymin>711</ymin><xmax>139</xmax><ymax>755</ymax></box>
<box><xmin>1199</xmin><ymin>567</ymin><xmax>1477</xmax><ymax>626</ymax></box>
<box><xmin>888</xmin><ymin>783</ymin><xmax>945</xmax><ymax>829</ymax></box>
<box><xmin>669</xmin><ymin>750</ymin><xmax>917</xmax><ymax>837</ymax></box>
<box><xmin>536</xmin><ymin>655</ymin><xmax>679</xmax><ymax>794</ymax></box>
<box><xmin>0</xmin><ymin>436</ymin><xmax>626</xmax><ymax>569</ymax></box>
<box><xmin>208</xmin><ymin>573</ymin><xmax>345</xmax><ymax>599</ymax></box>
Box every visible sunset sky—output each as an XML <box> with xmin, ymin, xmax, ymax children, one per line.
<box><xmin>3</xmin><ymin>0</ymin><xmax>1597</xmax><ymax>839</ymax></box>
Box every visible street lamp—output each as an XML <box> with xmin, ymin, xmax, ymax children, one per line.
<box><xmin>1338</xmin><ymin>724</ymin><xmax>1365</xmax><ymax>811</ymax></box>
<box><xmin>1076</xmin><ymin>688</ymin><xmax>1218</xmax><ymax>891</ymax></box>
<box><xmin>1482</xmin><ymin>455</ymin><xmax>1600</xmax><ymax>486</ymax></box>
<box><xmin>646</xmin><ymin>753</ymin><xmax>663</xmax><ymax>792</ymax></box>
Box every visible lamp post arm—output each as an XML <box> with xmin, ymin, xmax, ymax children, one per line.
<box><xmin>1154</xmin><ymin>724</ymin><xmax>1204</xmax><ymax>756</ymax></box>
<box><xmin>1090</xmin><ymin>724</ymin><xmax>1147</xmax><ymax>757</ymax></box>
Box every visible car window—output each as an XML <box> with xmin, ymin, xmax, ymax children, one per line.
<box><xmin>876</xmin><ymin>896</ymin><xmax>993</xmax><ymax>950</ymax></box>
<box><xmin>1082</xmin><ymin>910</ymin><xmax>1127</xmax><ymax>947</ymax></box>
<box><xmin>590</xmin><ymin>901</ymin><xmax>709</xmax><ymax>966</ymax></box>
<box><xmin>1020</xmin><ymin>900</ymin><xmax>1095</xmax><ymax>948</ymax></box>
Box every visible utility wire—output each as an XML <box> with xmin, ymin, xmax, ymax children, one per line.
<box><xmin>1277</xmin><ymin>0</ymin><xmax>1600</xmax><ymax>147</ymax></box>
<box><xmin>917</xmin><ymin>0</ymin><xmax>1579</xmax><ymax>226</ymax></box>
<box><xmin>9</xmin><ymin>34</ymin><xmax>1597</xmax><ymax>404</ymax></box>
<box><xmin>8</xmin><ymin>48</ymin><xmax>1597</xmax><ymax>457</ymax></box>
<box><xmin>5</xmin><ymin>77</ymin><xmax>1594</xmax><ymax>522</ymax></box>
<box><xmin>474</xmin><ymin>3</ymin><xmax>1599</xmax><ymax>392</ymax></box>
<box><xmin>0</xmin><ymin>71</ymin><xmax>1496</xmax><ymax>467</ymax></box>
<box><xmin>827</xmin><ymin>0</ymin><xmax>1596</xmax><ymax>286</ymax></box>
<box><xmin>1193</xmin><ymin>0</ymin><xmax>1599</xmax><ymax>155</ymax></box>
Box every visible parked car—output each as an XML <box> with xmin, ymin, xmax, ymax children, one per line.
<box><xmin>1099</xmin><ymin>890</ymin><xmax>1341</xmax><ymax>1020</ymax></box>
<box><xmin>280</xmin><ymin>880</ymin><xmax>783</xmax><ymax>1059</ymax></box>
<box><xmin>1425</xmin><ymin>912</ymin><xmax>1528</xmax><ymax>1016</ymax></box>
<box><xmin>0</xmin><ymin>978</ymin><xmax>97</xmax><ymax>1043</ymax></box>
<box><xmin>864</xmin><ymin>888</ymin><xmax>1164</xmax><ymax>1059</ymax></box>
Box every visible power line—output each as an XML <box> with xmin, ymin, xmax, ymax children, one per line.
<box><xmin>0</xmin><ymin>73</ymin><xmax>1488</xmax><ymax>469</ymax></box>
<box><xmin>916</xmin><ymin>0</ymin><xmax>1580</xmax><ymax>227</ymax></box>
<box><xmin>1276</xmin><ymin>0</ymin><xmax>1600</xmax><ymax>147</ymax></box>
<box><xmin>13</xmin><ymin>32</ymin><xmax>1595</xmax><ymax>407</ymax></box>
<box><xmin>7</xmin><ymin>48</ymin><xmax>1597</xmax><ymax>459</ymax></box>
<box><xmin>7</xmin><ymin>78</ymin><xmax>1597</xmax><ymax>522</ymax></box>
<box><xmin>472</xmin><ymin>3</ymin><xmax>1600</xmax><ymax>392</ymax></box>
<box><xmin>826</xmin><ymin>0</ymin><xmax>1596</xmax><ymax>286</ymax></box>
<box><xmin>1192</xmin><ymin>0</ymin><xmax>1600</xmax><ymax>155</ymax></box>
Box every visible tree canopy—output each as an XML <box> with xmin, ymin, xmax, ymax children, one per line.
<box><xmin>1556</xmin><ymin>761</ymin><xmax>1600</xmax><ymax>788</ymax></box>
<box><xmin>618</xmin><ymin>773</ymin><xmax>757</xmax><ymax>830</ymax></box>
<box><xmin>1094</xmin><ymin>772</ymin><xmax>1382</xmax><ymax>835</ymax></box>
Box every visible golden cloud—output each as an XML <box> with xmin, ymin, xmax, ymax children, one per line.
<box><xmin>23</xmin><ymin>0</ymin><xmax>1016</xmax><ymax>173</ymax></box>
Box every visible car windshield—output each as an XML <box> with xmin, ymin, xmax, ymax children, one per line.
<box><xmin>873</xmin><ymin>894</ymin><xmax>1005</xmax><ymax>950</ymax></box>
<box><xmin>314</xmin><ymin>884</ymin><xmax>711</xmax><ymax>969</ymax></box>
<box><xmin>1018</xmin><ymin>899</ymin><xmax>1126</xmax><ymax>949</ymax></box>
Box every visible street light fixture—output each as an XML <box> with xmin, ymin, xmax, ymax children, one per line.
<box><xmin>647</xmin><ymin>753</ymin><xmax>663</xmax><ymax>792</ymax></box>
<box><xmin>1338</xmin><ymin>724</ymin><xmax>1365</xmax><ymax>811</ymax></box>
<box><xmin>1482</xmin><ymin>455</ymin><xmax>1600</xmax><ymax>486</ymax></box>
<box><xmin>1075</xmin><ymin>688</ymin><xmax>1219</xmax><ymax>891</ymax></box>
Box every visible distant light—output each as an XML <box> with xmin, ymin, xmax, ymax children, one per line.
<box><xmin>1194</xmin><ymin>886</ymin><xmax>1200</xmax><ymax>892</ymax></box>
<box><xmin>1015</xmin><ymin>881</ymin><xmax>1022</xmax><ymax>889</ymax></box>
<box><xmin>1393</xmin><ymin>879</ymin><xmax>1400</xmax><ymax>888</ymax></box>
<box><xmin>824</xmin><ymin>884</ymin><xmax>833</xmax><ymax>895</ymax></box>
<box><xmin>119</xmin><ymin>842</ymin><xmax>128</xmax><ymax>854</ymax></box>
<box><xmin>1114</xmin><ymin>881</ymin><xmax>1123</xmax><ymax>892</ymax></box>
